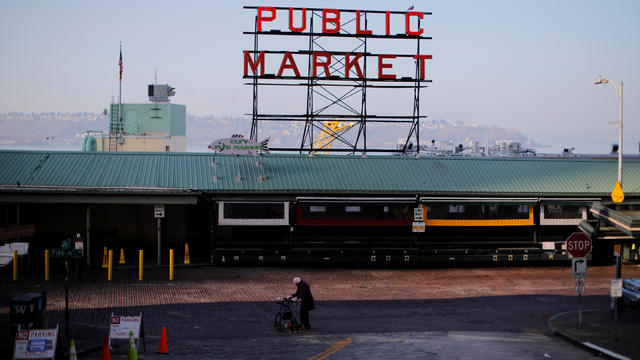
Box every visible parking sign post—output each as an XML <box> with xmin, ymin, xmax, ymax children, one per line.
<box><xmin>611</xmin><ymin>278</ymin><xmax>622</xmax><ymax>340</ymax></box>
<box><xmin>566</xmin><ymin>232</ymin><xmax>592</xmax><ymax>330</ymax></box>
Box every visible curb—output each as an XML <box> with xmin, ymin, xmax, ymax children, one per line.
<box><xmin>548</xmin><ymin>311</ymin><xmax>631</xmax><ymax>360</ymax></box>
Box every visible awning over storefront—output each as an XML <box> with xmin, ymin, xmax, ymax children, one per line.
<box><xmin>420</xmin><ymin>197</ymin><xmax>538</xmax><ymax>205</ymax></box>
<box><xmin>590</xmin><ymin>202</ymin><xmax>640</xmax><ymax>238</ymax></box>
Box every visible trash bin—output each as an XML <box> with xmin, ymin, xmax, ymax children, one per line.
<box><xmin>9</xmin><ymin>292</ymin><xmax>47</xmax><ymax>339</ymax></box>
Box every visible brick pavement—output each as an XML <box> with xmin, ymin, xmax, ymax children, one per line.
<box><xmin>2</xmin><ymin>264</ymin><xmax>639</xmax><ymax>358</ymax></box>
<box><xmin>3</xmin><ymin>264</ymin><xmax>640</xmax><ymax>313</ymax></box>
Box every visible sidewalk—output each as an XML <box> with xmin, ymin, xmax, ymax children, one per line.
<box><xmin>548</xmin><ymin>306</ymin><xmax>640</xmax><ymax>360</ymax></box>
<box><xmin>3</xmin><ymin>265</ymin><xmax>640</xmax><ymax>359</ymax></box>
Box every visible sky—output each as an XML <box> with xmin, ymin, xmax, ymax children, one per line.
<box><xmin>1</xmin><ymin>0</ymin><xmax>639</xmax><ymax>153</ymax></box>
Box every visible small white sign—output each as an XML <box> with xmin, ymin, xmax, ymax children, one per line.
<box><xmin>574</xmin><ymin>277</ymin><xmax>585</xmax><ymax>295</ymax></box>
<box><xmin>413</xmin><ymin>207</ymin><xmax>424</xmax><ymax>222</ymax></box>
<box><xmin>412</xmin><ymin>222</ymin><xmax>425</xmax><ymax>233</ymax></box>
<box><xmin>109</xmin><ymin>315</ymin><xmax>142</xmax><ymax>340</ymax></box>
<box><xmin>154</xmin><ymin>205</ymin><xmax>165</xmax><ymax>218</ymax></box>
<box><xmin>572</xmin><ymin>257</ymin><xmax>587</xmax><ymax>279</ymax></box>
<box><xmin>611</xmin><ymin>279</ymin><xmax>623</xmax><ymax>298</ymax></box>
<box><xmin>13</xmin><ymin>327</ymin><xmax>58</xmax><ymax>359</ymax></box>
<box><xmin>541</xmin><ymin>242</ymin><xmax>555</xmax><ymax>250</ymax></box>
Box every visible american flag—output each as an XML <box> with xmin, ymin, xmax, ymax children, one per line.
<box><xmin>119</xmin><ymin>47</ymin><xmax>123</xmax><ymax>82</ymax></box>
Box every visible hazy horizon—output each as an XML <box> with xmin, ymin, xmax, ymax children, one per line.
<box><xmin>1</xmin><ymin>0</ymin><xmax>638</xmax><ymax>154</ymax></box>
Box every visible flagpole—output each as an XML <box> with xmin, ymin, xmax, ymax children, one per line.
<box><xmin>118</xmin><ymin>42</ymin><xmax>122</xmax><ymax>151</ymax></box>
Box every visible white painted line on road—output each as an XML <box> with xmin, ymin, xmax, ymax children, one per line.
<box><xmin>448</xmin><ymin>333</ymin><xmax>539</xmax><ymax>343</ymax></box>
<box><xmin>583</xmin><ymin>342</ymin><xmax>631</xmax><ymax>360</ymax></box>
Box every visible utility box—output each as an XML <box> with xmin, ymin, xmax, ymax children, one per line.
<box><xmin>9</xmin><ymin>292</ymin><xmax>47</xmax><ymax>339</ymax></box>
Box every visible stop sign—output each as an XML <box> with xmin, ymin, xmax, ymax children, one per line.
<box><xmin>565</xmin><ymin>232</ymin><xmax>592</xmax><ymax>258</ymax></box>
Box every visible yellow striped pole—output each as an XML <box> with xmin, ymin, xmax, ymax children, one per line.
<box><xmin>13</xmin><ymin>250</ymin><xmax>18</xmax><ymax>281</ymax></box>
<box><xmin>108</xmin><ymin>250</ymin><xmax>113</xmax><ymax>281</ymax></box>
<box><xmin>44</xmin><ymin>249</ymin><xmax>50</xmax><ymax>282</ymax></box>
<box><xmin>169</xmin><ymin>249</ymin><xmax>174</xmax><ymax>280</ymax></box>
<box><xmin>139</xmin><ymin>250</ymin><xmax>143</xmax><ymax>281</ymax></box>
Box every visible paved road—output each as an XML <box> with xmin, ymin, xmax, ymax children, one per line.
<box><xmin>2</xmin><ymin>264</ymin><xmax>639</xmax><ymax>359</ymax></box>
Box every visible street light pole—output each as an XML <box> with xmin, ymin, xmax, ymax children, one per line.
<box><xmin>594</xmin><ymin>75</ymin><xmax>624</xmax><ymax>202</ymax></box>
<box><xmin>617</xmin><ymin>81</ymin><xmax>623</xmax><ymax>185</ymax></box>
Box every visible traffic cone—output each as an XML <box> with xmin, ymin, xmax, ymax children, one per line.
<box><xmin>119</xmin><ymin>248</ymin><xmax>126</xmax><ymax>264</ymax></box>
<box><xmin>127</xmin><ymin>330</ymin><xmax>138</xmax><ymax>360</ymax></box>
<box><xmin>157</xmin><ymin>326</ymin><xmax>169</xmax><ymax>354</ymax></box>
<box><xmin>100</xmin><ymin>335</ymin><xmax>111</xmax><ymax>360</ymax></box>
<box><xmin>102</xmin><ymin>247</ymin><xmax>108</xmax><ymax>268</ymax></box>
<box><xmin>70</xmin><ymin>339</ymin><xmax>77</xmax><ymax>360</ymax></box>
<box><xmin>184</xmin><ymin>243</ymin><xmax>190</xmax><ymax>264</ymax></box>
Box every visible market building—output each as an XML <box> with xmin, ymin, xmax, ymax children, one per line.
<box><xmin>1</xmin><ymin>150</ymin><xmax>639</xmax><ymax>270</ymax></box>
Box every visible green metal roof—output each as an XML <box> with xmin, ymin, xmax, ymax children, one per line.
<box><xmin>1</xmin><ymin>150</ymin><xmax>640</xmax><ymax>197</ymax></box>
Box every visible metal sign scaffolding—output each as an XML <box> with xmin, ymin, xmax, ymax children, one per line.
<box><xmin>243</xmin><ymin>6</ymin><xmax>432</xmax><ymax>154</ymax></box>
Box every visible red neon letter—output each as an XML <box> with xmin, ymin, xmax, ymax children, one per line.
<box><xmin>385</xmin><ymin>11</ymin><xmax>391</xmax><ymax>36</ymax></box>
<box><xmin>322</xmin><ymin>9</ymin><xmax>340</xmax><ymax>33</ymax></box>
<box><xmin>313</xmin><ymin>52</ymin><xmax>331</xmax><ymax>77</ymax></box>
<box><xmin>356</xmin><ymin>10</ymin><xmax>372</xmax><ymax>35</ymax></box>
<box><xmin>378</xmin><ymin>54</ymin><xmax>396</xmax><ymax>79</ymax></box>
<box><xmin>345</xmin><ymin>53</ymin><xmax>364</xmax><ymax>78</ymax></box>
<box><xmin>244</xmin><ymin>51</ymin><xmax>265</xmax><ymax>76</ymax></box>
<box><xmin>413</xmin><ymin>55</ymin><xmax>432</xmax><ymax>79</ymax></box>
<box><xmin>289</xmin><ymin>8</ymin><xmax>307</xmax><ymax>32</ymax></box>
<box><xmin>405</xmin><ymin>11</ymin><xmax>424</xmax><ymax>36</ymax></box>
<box><xmin>278</xmin><ymin>52</ymin><xmax>301</xmax><ymax>77</ymax></box>
<box><xmin>257</xmin><ymin>6</ymin><xmax>276</xmax><ymax>32</ymax></box>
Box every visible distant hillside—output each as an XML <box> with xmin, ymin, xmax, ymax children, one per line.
<box><xmin>0</xmin><ymin>112</ymin><xmax>539</xmax><ymax>152</ymax></box>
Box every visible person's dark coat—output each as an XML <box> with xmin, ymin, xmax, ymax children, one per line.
<box><xmin>291</xmin><ymin>279</ymin><xmax>315</xmax><ymax>311</ymax></box>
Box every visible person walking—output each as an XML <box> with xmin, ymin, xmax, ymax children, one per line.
<box><xmin>289</xmin><ymin>276</ymin><xmax>315</xmax><ymax>330</ymax></box>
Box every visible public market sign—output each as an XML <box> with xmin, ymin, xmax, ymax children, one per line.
<box><xmin>243</xmin><ymin>7</ymin><xmax>433</xmax><ymax>80</ymax></box>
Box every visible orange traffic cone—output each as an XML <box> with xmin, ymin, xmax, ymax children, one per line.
<box><xmin>157</xmin><ymin>326</ymin><xmax>169</xmax><ymax>354</ymax></box>
<box><xmin>100</xmin><ymin>335</ymin><xmax>111</xmax><ymax>360</ymax></box>
<box><xmin>119</xmin><ymin>248</ymin><xmax>126</xmax><ymax>264</ymax></box>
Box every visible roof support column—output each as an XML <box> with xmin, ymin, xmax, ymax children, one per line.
<box><xmin>86</xmin><ymin>206</ymin><xmax>91</xmax><ymax>267</ymax></box>
<box><xmin>157</xmin><ymin>217</ymin><xmax>162</xmax><ymax>266</ymax></box>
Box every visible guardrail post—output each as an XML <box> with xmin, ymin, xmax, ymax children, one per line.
<box><xmin>13</xmin><ymin>250</ymin><xmax>18</xmax><ymax>281</ymax></box>
<box><xmin>45</xmin><ymin>249</ymin><xmax>50</xmax><ymax>282</ymax></box>
<box><xmin>108</xmin><ymin>249</ymin><xmax>113</xmax><ymax>281</ymax></box>
<box><xmin>169</xmin><ymin>249</ymin><xmax>174</xmax><ymax>280</ymax></box>
<box><xmin>139</xmin><ymin>250</ymin><xmax>143</xmax><ymax>281</ymax></box>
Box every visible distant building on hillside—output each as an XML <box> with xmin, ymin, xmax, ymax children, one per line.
<box><xmin>82</xmin><ymin>84</ymin><xmax>186</xmax><ymax>152</ymax></box>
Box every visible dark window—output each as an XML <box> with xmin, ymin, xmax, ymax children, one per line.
<box><xmin>544</xmin><ymin>205</ymin><xmax>582</xmax><ymax>219</ymax></box>
<box><xmin>427</xmin><ymin>204</ymin><xmax>530</xmax><ymax>220</ymax></box>
<box><xmin>300</xmin><ymin>204</ymin><xmax>411</xmax><ymax>221</ymax></box>
<box><xmin>223</xmin><ymin>203</ymin><xmax>285</xmax><ymax>219</ymax></box>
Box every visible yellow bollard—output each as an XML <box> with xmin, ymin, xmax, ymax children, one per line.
<box><xmin>44</xmin><ymin>249</ymin><xmax>50</xmax><ymax>282</ymax></box>
<box><xmin>169</xmin><ymin>249</ymin><xmax>174</xmax><ymax>280</ymax></box>
<box><xmin>119</xmin><ymin>248</ymin><xmax>126</xmax><ymax>264</ymax></box>
<box><xmin>102</xmin><ymin>247</ymin><xmax>108</xmax><ymax>268</ymax></box>
<box><xmin>184</xmin><ymin>243</ymin><xmax>190</xmax><ymax>265</ymax></box>
<box><xmin>13</xmin><ymin>250</ymin><xmax>18</xmax><ymax>281</ymax></box>
<box><xmin>139</xmin><ymin>250</ymin><xmax>143</xmax><ymax>281</ymax></box>
<box><xmin>108</xmin><ymin>250</ymin><xmax>113</xmax><ymax>281</ymax></box>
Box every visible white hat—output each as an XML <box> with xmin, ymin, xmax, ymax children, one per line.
<box><xmin>293</xmin><ymin>277</ymin><xmax>301</xmax><ymax>284</ymax></box>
